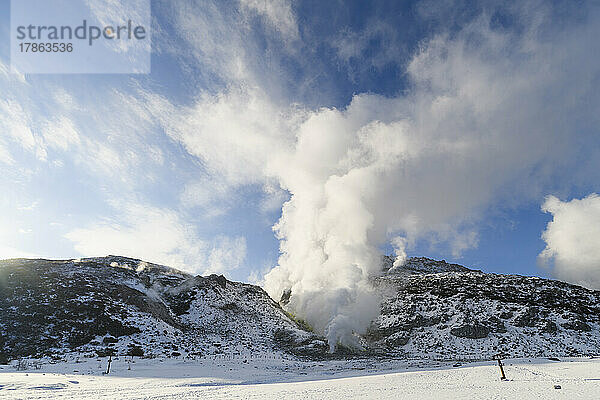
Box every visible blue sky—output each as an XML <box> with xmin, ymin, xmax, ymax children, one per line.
<box><xmin>1</xmin><ymin>0</ymin><xmax>599</xmax><ymax>291</ymax></box>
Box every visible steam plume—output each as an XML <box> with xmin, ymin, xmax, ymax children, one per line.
<box><xmin>153</xmin><ymin>5</ymin><xmax>600</xmax><ymax>349</ymax></box>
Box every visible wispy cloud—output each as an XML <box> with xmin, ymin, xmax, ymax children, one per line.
<box><xmin>64</xmin><ymin>200</ymin><xmax>246</xmax><ymax>275</ymax></box>
<box><xmin>42</xmin><ymin>116</ymin><xmax>81</xmax><ymax>151</ymax></box>
<box><xmin>205</xmin><ymin>235</ymin><xmax>247</xmax><ymax>275</ymax></box>
<box><xmin>240</xmin><ymin>0</ymin><xmax>299</xmax><ymax>41</ymax></box>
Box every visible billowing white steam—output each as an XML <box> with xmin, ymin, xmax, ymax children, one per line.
<box><xmin>264</xmin><ymin>102</ymin><xmax>410</xmax><ymax>348</ymax></box>
<box><xmin>263</xmin><ymin>12</ymin><xmax>600</xmax><ymax>348</ymax></box>
<box><xmin>152</xmin><ymin>6</ymin><xmax>600</xmax><ymax>349</ymax></box>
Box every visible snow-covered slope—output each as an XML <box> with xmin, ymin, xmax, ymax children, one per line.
<box><xmin>2</xmin><ymin>357</ymin><xmax>600</xmax><ymax>400</ymax></box>
<box><xmin>0</xmin><ymin>256</ymin><xmax>325</xmax><ymax>362</ymax></box>
<box><xmin>1</xmin><ymin>255</ymin><xmax>599</xmax><ymax>362</ymax></box>
<box><xmin>368</xmin><ymin>256</ymin><xmax>600</xmax><ymax>359</ymax></box>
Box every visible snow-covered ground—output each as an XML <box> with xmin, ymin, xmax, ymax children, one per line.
<box><xmin>1</xmin><ymin>357</ymin><xmax>598</xmax><ymax>399</ymax></box>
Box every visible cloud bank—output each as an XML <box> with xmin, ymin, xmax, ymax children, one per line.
<box><xmin>539</xmin><ymin>194</ymin><xmax>600</xmax><ymax>290</ymax></box>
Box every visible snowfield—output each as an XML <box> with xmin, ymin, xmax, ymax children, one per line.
<box><xmin>1</xmin><ymin>357</ymin><xmax>598</xmax><ymax>399</ymax></box>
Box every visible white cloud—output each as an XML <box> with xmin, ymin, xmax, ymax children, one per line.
<box><xmin>181</xmin><ymin>175</ymin><xmax>232</xmax><ymax>210</ymax></box>
<box><xmin>0</xmin><ymin>61</ymin><xmax>48</xmax><ymax>165</ymax></box>
<box><xmin>333</xmin><ymin>21</ymin><xmax>405</xmax><ymax>75</ymax></box>
<box><xmin>17</xmin><ymin>200</ymin><xmax>39</xmax><ymax>212</ymax></box>
<box><xmin>205</xmin><ymin>236</ymin><xmax>247</xmax><ymax>275</ymax></box>
<box><xmin>85</xmin><ymin>0</ymin><xmax>151</xmax><ymax>55</ymax></box>
<box><xmin>42</xmin><ymin>116</ymin><xmax>81</xmax><ymax>151</ymax></box>
<box><xmin>64</xmin><ymin>202</ymin><xmax>246</xmax><ymax>276</ymax></box>
<box><xmin>147</xmin><ymin>145</ymin><xmax>164</xmax><ymax>165</ymax></box>
<box><xmin>166</xmin><ymin>0</ymin><xmax>304</xmax><ymax>98</ymax></box>
<box><xmin>79</xmin><ymin>139</ymin><xmax>128</xmax><ymax>179</ymax></box>
<box><xmin>247</xmin><ymin>262</ymin><xmax>274</xmax><ymax>285</ymax></box>
<box><xmin>65</xmin><ymin>203</ymin><xmax>206</xmax><ymax>273</ymax></box>
<box><xmin>0</xmin><ymin>142</ymin><xmax>14</xmax><ymax>165</ymax></box>
<box><xmin>0</xmin><ymin>61</ymin><xmax>27</xmax><ymax>84</ymax></box>
<box><xmin>539</xmin><ymin>194</ymin><xmax>600</xmax><ymax>290</ymax></box>
<box><xmin>240</xmin><ymin>0</ymin><xmax>299</xmax><ymax>40</ymax></box>
<box><xmin>0</xmin><ymin>99</ymin><xmax>36</xmax><ymax>151</ymax></box>
<box><xmin>0</xmin><ymin>245</ymin><xmax>40</xmax><ymax>260</ymax></box>
<box><xmin>169</xmin><ymin>0</ymin><xmax>252</xmax><ymax>82</ymax></box>
<box><xmin>260</xmin><ymin>182</ymin><xmax>289</xmax><ymax>213</ymax></box>
<box><xmin>160</xmin><ymin>86</ymin><xmax>299</xmax><ymax>186</ymax></box>
<box><xmin>52</xmin><ymin>88</ymin><xmax>77</xmax><ymax>110</ymax></box>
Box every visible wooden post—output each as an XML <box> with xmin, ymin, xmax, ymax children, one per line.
<box><xmin>496</xmin><ymin>356</ymin><xmax>507</xmax><ymax>380</ymax></box>
<box><xmin>106</xmin><ymin>354</ymin><xmax>112</xmax><ymax>375</ymax></box>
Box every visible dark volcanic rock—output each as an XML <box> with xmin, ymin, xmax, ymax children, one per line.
<box><xmin>541</xmin><ymin>321</ymin><xmax>558</xmax><ymax>333</ymax></box>
<box><xmin>279</xmin><ymin>288</ymin><xmax>292</xmax><ymax>306</ymax></box>
<box><xmin>385</xmin><ymin>332</ymin><xmax>410</xmax><ymax>346</ymax></box>
<box><xmin>273</xmin><ymin>328</ymin><xmax>329</xmax><ymax>358</ymax></box>
<box><xmin>499</xmin><ymin>311</ymin><xmax>513</xmax><ymax>319</ymax></box>
<box><xmin>486</xmin><ymin>316</ymin><xmax>507</xmax><ymax>333</ymax></box>
<box><xmin>450</xmin><ymin>324</ymin><xmax>490</xmax><ymax>339</ymax></box>
<box><xmin>562</xmin><ymin>320</ymin><xmax>592</xmax><ymax>332</ymax></box>
<box><xmin>514</xmin><ymin>307</ymin><xmax>539</xmax><ymax>327</ymax></box>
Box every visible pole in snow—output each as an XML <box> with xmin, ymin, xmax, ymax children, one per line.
<box><xmin>106</xmin><ymin>354</ymin><xmax>112</xmax><ymax>375</ymax></box>
<box><xmin>495</xmin><ymin>356</ymin><xmax>507</xmax><ymax>381</ymax></box>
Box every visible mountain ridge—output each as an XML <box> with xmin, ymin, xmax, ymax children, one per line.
<box><xmin>370</xmin><ymin>257</ymin><xmax>600</xmax><ymax>359</ymax></box>
<box><xmin>1</xmin><ymin>255</ymin><xmax>599</xmax><ymax>362</ymax></box>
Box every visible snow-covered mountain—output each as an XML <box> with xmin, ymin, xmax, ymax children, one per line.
<box><xmin>369</xmin><ymin>256</ymin><xmax>600</xmax><ymax>359</ymax></box>
<box><xmin>0</xmin><ymin>256</ymin><xmax>326</xmax><ymax>362</ymax></box>
<box><xmin>1</xmin><ymin>255</ymin><xmax>599</xmax><ymax>362</ymax></box>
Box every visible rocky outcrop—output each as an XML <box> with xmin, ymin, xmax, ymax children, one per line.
<box><xmin>450</xmin><ymin>324</ymin><xmax>490</xmax><ymax>339</ymax></box>
<box><xmin>369</xmin><ymin>257</ymin><xmax>600</xmax><ymax>359</ymax></box>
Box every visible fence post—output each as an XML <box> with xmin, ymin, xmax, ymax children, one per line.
<box><xmin>106</xmin><ymin>354</ymin><xmax>112</xmax><ymax>375</ymax></box>
<box><xmin>495</xmin><ymin>356</ymin><xmax>507</xmax><ymax>381</ymax></box>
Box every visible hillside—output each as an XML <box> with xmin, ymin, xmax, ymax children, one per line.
<box><xmin>368</xmin><ymin>256</ymin><xmax>600</xmax><ymax>359</ymax></box>
<box><xmin>0</xmin><ymin>256</ymin><xmax>325</xmax><ymax>362</ymax></box>
<box><xmin>1</xmin><ymin>255</ymin><xmax>599</xmax><ymax>362</ymax></box>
